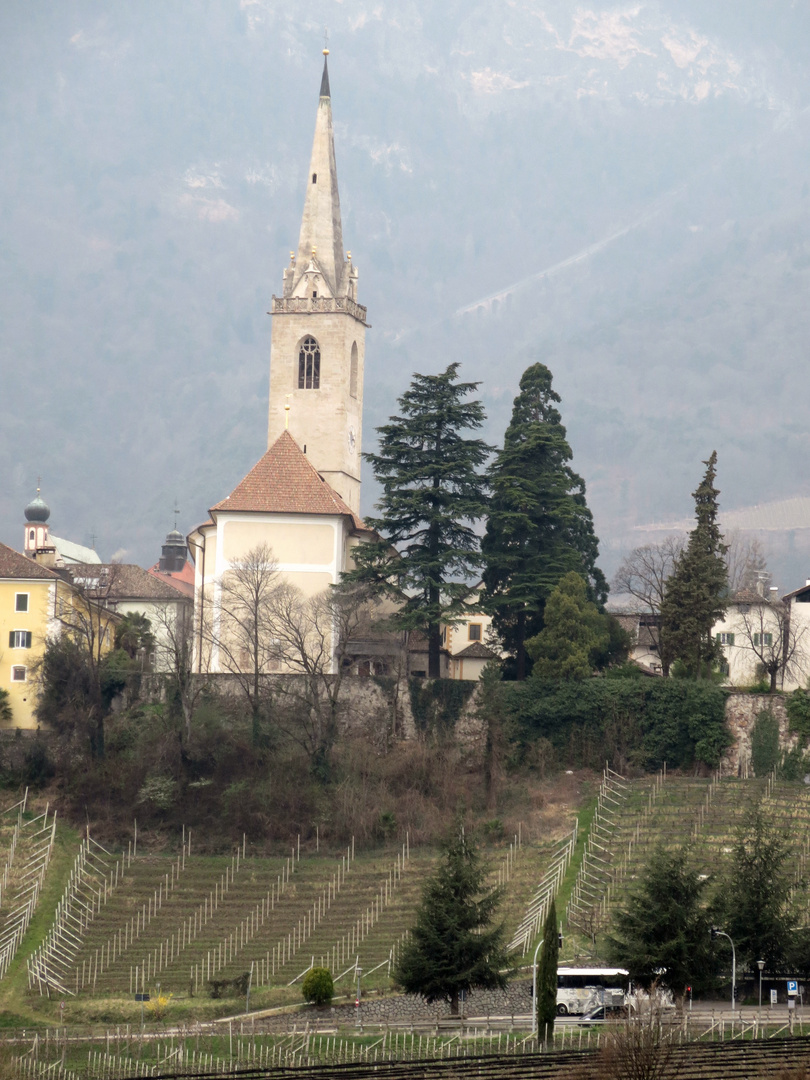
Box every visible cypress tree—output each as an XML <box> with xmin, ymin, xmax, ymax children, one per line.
<box><xmin>660</xmin><ymin>452</ymin><xmax>728</xmax><ymax>678</ymax></box>
<box><xmin>393</xmin><ymin>830</ymin><xmax>511</xmax><ymax>1014</ymax></box>
<box><xmin>536</xmin><ymin>898</ymin><xmax>559</xmax><ymax>1045</ymax></box>
<box><xmin>481</xmin><ymin>363</ymin><xmax>607</xmax><ymax>679</ymax></box>
<box><xmin>347</xmin><ymin>363</ymin><xmax>490</xmax><ymax>678</ymax></box>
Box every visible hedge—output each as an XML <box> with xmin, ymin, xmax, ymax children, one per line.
<box><xmin>500</xmin><ymin>679</ymin><xmax>731</xmax><ymax>771</ymax></box>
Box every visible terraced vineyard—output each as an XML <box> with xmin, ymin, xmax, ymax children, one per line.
<box><xmin>20</xmin><ymin>826</ymin><xmax>562</xmax><ymax>1000</ymax></box>
<box><xmin>559</xmin><ymin>771</ymin><xmax>810</xmax><ymax>950</ymax></box>
<box><xmin>14</xmin><ymin>771</ymin><xmax>810</xmax><ymax>1008</ymax></box>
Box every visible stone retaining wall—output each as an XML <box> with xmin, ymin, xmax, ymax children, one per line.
<box><xmin>721</xmin><ymin>693</ymin><xmax>794</xmax><ymax>776</ymax></box>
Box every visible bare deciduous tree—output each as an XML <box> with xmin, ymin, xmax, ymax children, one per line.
<box><xmin>612</xmin><ymin>537</ymin><xmax>684</xmax><ymax>616</ymax></box>
<box><xmin>203</xmin><ymin>544</ymin><xmax>280</xmax><ymax>742</ymax></box>
<box><xmin>725</xmin><ymin>531</ymin><xmax>769</xmax><ymax>596</ymax></box>
<box><xmin>149</xmin><ymin>599</ymin><xmax>202</xmax><ymax>739</ymax></box>
<box><xmin>612</xmin><ymin>537</ymin><xmax>684</xmax><ymax>672</ymax></box>
<box><xmin>52</xmin><ymin>564</ymin><xmax>124</xmax><ymax>757</ymax></box>
<box><xmin>269</xmin><ymin>582</ymin><xmax>382</xmax><ymax>772</ymax></box>
<box><xmin>731</xmin><ymin>599</ymin><xmax>807</xmax><ymax>692</ymax></box>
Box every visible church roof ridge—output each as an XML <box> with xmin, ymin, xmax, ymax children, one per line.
<box><xmin>211</xmin><ymin>430</ymin><xmax>367</xmax><ymax>529</ymax></box>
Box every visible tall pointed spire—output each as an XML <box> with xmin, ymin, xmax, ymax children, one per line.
<box><xmin>294</xmin><ymin>50</ymin><xmax>345</xmax><ymax>297</ymax></box>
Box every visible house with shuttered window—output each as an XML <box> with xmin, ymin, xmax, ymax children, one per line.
<box><xmin>0</xmin><ymin>542</ymin><xmax>62</xmax><ymax>729</ymax></box>
<box><xmin>0</xmin><ymin>542</ymin><xmax>123</xmax><ymax>730</ymax></box>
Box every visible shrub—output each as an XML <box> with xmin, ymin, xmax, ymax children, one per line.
<box><xmin>408</xmin><ymin>679</ymin><xmax>476</xmax><ymax>736</ymax></box>
<box><xmin>302</xmin><ymin>966</ymin><xmax>334</xmax><ymax>1006</ymax></box>
<box><xmin>786</xmin><ymin>690</ymin><xmax>810</xmax><ymax>741</ymax></box>
<box><xmin>751</xmin><ymin>710</ymin><xmax>780</xmax><ymax>776</ymax></box>
<box><xmin>208</xmin><ymin>973</ymin><xmax>250</xmax><ymax>999</ymax></box>
<box><xmin>502</xmin><ymin>679</ymin><xmax>730</xmax><ymax>771</ymax></box>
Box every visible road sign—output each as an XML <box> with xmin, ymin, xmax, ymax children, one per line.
<box><xmin>134</xmin><ymin>993</ymin><xmax>150</xmax><ymax>1002</ymax></box>
<box><xmin>787</xmin><ymin>980</ymin><xmax>798</xmax><ymax>997</ymax></box>
<box><xmin>771</xmin><ymin>989</ymin><xmax>778</xmax><ymax>1006</ymax></box>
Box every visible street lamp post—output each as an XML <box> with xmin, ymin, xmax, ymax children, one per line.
<box><xmin>711</xmin><ymin>928</ymin><xmax>737</xmax><ymax>1013</ymax></box>
<box><xmin>757</xmin><ymin>960</ymin><xmax>765</xmax><ymax>1012</ymax></box>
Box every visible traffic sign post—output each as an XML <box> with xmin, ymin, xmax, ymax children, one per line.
<box><xmin>134</xmin><ymin>993</ymin><xmax>150</xmax><ymax>1028</ymax></box>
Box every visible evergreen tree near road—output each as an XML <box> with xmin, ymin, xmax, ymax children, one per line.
<box><xmin>393</xmin><ymin>830</ymin><xmax>511</xmax><ymax>1014</ymax></box>
<box><xmin>482</xmin><ymin>364</ymin><xmax>607</xmax><ymax>679</ymax></box>
<box><xmin>347</xmin><ymin>364</ymin><xmax>490</xmax><ymax>678</ymax></box>
<box><xmin>659</xmin><ymin>452</ymin><xmax>728</xmax><ymax>678</ymax></box>
<box><xmin>606</xmin><ymin>845</ymin><xmax>716</xmax><ymax>998</ymax></box>
<box><xmin>536</xmin><ymin>898</ymin><xmax>559</xmax><ymax>1045</ymax></box>
<box><xmin>714</xmin><ymin>807</ymin><xmax>793</xmax><ymax>973</ymax></box>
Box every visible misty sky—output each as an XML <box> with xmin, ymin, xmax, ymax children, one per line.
<box><xmin>3</xmin><ymin>1</ymin><xmax>810</xmax><ymax>587</ymax></box>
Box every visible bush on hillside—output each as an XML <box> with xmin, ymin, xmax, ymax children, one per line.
<box><xmin>786</xmin><ymin>689</ymin><xmax>810</xmax><ymax>741</ymax></box>
<box><xmin>302</xmin><ymin>967</ymin><xmax>334</xmax><ymax>1006</ymax></box>
<box><xmin>502</xmin><ymin>679</ymin><xmax>730</xmax><ymax>771</ymax></box>
<box><xmin>751</xmin><ymin>710</ymin><xmax>780</xmax><ymax>776</ymax></box>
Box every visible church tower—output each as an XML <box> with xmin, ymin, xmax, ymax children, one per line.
<box><xmin>267</xmin><ymin>50</ymin><xmax>368</xmax><ymax>516</ymax></box>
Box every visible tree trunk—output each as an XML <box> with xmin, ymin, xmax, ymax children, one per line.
<box><xmin>515</xmin><ymin>611</ymin><xmax>526</xmax><ymax>681</ymax></box>
<box><xmin>428</xmin><ymin>623</ymin><xmax>442</xmax><ymax>679</ymax></box>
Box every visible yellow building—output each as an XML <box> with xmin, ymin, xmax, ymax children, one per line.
<box><xmin>0</xmin><ymin>542</ymin><xmax>63</xmax><ymax>729</ymax></box>
<box><xmin>1</xmin><ymin>533</ymin><xmax>124</xmax><ymax>730</ymax></box>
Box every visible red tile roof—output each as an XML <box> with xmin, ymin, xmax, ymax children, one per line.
<box><xmin>211</xmin><ymin>431</ymin><xmax>367</xmax><ymax>529</ymax></box>
<box><xmin>65</xmin><ymin>564</ymin><xmax>191</xmax><ymax>602</ymax></box>
<box><xmin>147</xmin><ymin>560</ymin><xmax>195</xmax><ymax>598</ymax></box>
<box><xmin>0</xmin><ymin>542</ymin><xmax>58</xmax><ymax>580</ymax></box>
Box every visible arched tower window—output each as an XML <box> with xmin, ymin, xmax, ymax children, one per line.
<box><xmin>298</xmin><ymin>336</ymin><xmax>321</xmax><ymax>389</ymax></box>
<box><xmin>350</xmin><ymin>342</ymin><xmax>358</xmax><ymax>398</ymax></box>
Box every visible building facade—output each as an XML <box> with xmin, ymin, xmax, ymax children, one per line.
<box><xmin>188</xmin><ymin>52</ymin><xmax>373</xmax><ymax>677</ymax></box>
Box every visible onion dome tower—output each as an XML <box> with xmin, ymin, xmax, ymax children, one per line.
<box><xmin>23</xmin><ymin>486</ymin><xmax>52</xmax><ymax>557</ymax></box>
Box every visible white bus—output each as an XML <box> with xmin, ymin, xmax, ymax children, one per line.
<box><xmin>556</xmin><ymin>967</ymin><xmax>630</xmax><ymax>1016</ymax></box>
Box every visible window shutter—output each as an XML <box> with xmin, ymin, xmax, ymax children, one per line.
<box><xmin>729</xmin><ymin>633</ymin><xmax>735</xmax><ymax>646</ymax></box>
<box><xmin>8</xmin><ymin>632</ymin><xmax>13</xmax><ymax>648</ymax></box>
<box><xmin>24</xmin><ymin>632</ymin><xmax>32</xmax><ymax>649</ymax></box>
<box><xmin>715</xmin><ymin>633</ymin><xmax>721</xmax><ymax>644</ymax></box>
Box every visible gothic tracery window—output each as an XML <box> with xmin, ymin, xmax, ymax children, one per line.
<box><xmin>298</xmin><ymin>336</ymin><xmax>321</xmax><ymax>389</ymax></box>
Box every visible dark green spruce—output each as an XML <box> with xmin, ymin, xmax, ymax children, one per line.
<box><xmin>393</xmin><ymin>830</ymin><xmax>511</xmax><ymax>1015</ymax></box>
<box><xmin>659</xmin><ymin>451</ymin><xmax>728</xmax><ymax>678</ymax></box>
<box><xmin>481</xmin><ymin>363</ymin><xmax>607</xmax><ymax>679</ymax></box>
<box><xmin>346</xmin><ymin>363</ymin><xmax>490</xmax><ymax>678</ymax></box>
<box><xmin>606</xmin><ymin>845</ymin><xmax>715</xmax><ymax>998</ymax></box>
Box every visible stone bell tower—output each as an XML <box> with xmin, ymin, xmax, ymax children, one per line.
<box><xmin>267</xmin><ymin>50</ymin><xmax>369</xmax><ymax>516</ymax></box>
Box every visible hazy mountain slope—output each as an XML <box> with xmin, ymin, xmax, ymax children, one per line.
<box><xmin>2</xmin><ymin>1</ymin><xmax>810</xmax><ymax>587</ymax></box>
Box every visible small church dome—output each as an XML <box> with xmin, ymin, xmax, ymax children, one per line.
<box><xmin>165</xmin><ymin>529</ymin><xmax>184</xmax><ymax>545</ymax></box>
<box><xmin>24</xmin><ymin>494</ymin><xmax>50</xmax><ymax>523</ymax></box>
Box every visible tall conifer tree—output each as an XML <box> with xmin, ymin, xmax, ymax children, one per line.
<box><xmin>536</xmin><ymin>898</ymin><xmax>559</xmax><ymax>1045</ymax></box>
<box><xmin>347</xmin><ymin>364</ymin><xmax>490</xmax><ymax>677</ymax></box>
<box><xmin>393</xmin><ymin>830</ymin><xmax>510</xmax><ymax>1015</ymax></box>
<box><xmin>482</xmin><ymin>364</ymin><xmax>607</xmax><ymax>678</ymax></box>
<box><xmin>660</xmin><ymin>452</ymin><xmax>728</xmax><ymax>678</ymax></box>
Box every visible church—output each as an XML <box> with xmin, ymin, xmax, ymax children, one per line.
<box><xmin>187</xmin><ymin>51</ymin><xmax>376</xmax><ymax>675</ymax></box>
